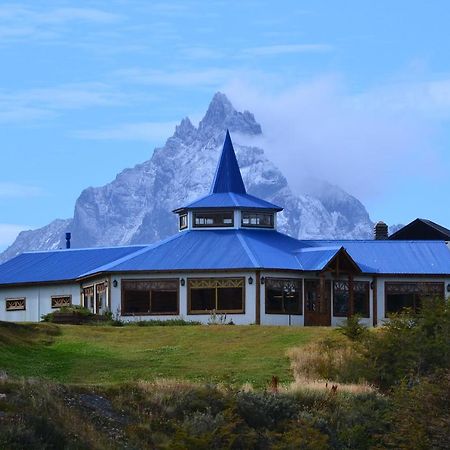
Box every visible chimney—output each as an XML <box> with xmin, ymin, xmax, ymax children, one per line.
<box><xmin>374</xmin><ymin>221</ymin><xmax>388</xmax><ymax>240</ymax></box>
<box><xmin>65</xmin><ymin>232</ymin><xmax>71</xmax><ymax>249</ymax></box>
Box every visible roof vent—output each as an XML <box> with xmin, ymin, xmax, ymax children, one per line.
<box><xmin>374</xmin><ymin>221</ymin><xmax>388</xmax><ymax>240</ymax></box>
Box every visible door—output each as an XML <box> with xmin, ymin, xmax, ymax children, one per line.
<box><xmin>304</xmin><ymin>279</ymin><xmax>331</xmax><ymax>326</ymax></box>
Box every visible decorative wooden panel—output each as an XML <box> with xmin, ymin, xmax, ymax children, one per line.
<box><xmin>51</xmin><ymin>296</ymin><xmax>72</xmax><ymax>309</ymax></box>
<box><xmin>6</xmin><ymin>298</ymin><xmax>26</xmax><ymax>311</ymax></box>
<box><xmin>189</xmin><ymin>278</ymin><xmax>244</xmax><ymax>289</ymax></box>
<box><xmin>122</xmin><ymin>279</ymin><xmax>179</xmax><ymax>291</ymax></box>
<box><xmin>385</xmin><ymin>282</ymin><xmax>444</xmax><ymax>296</ymax></box>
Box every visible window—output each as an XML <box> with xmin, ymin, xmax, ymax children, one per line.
<box><xmin>5</xmin><ymin>297</ymin><xmax>26</xmax><ymax>311</ymax></box>
<box><xmin>96</xmin><ymin>283</ymin><xmax>106</xmax><ymax>312</ymax></box>
<box><xmin>122</xmin><ymin>279</ymin><xmax>179</xmax><ymax>315</ymax></box>
<box><xmin>179</xmin><ymin>214</ymin><xmax>188</xmax><ymax>230</ymax></box>
<box><xmin>193</xmin><ymin>211</ymin><xmax>234</xmax><ymax>228</ymax></box>
<box><xmin>188</xmin><ymin>278</ymin><xmax>244</xmax><ymax>313</ymax></box>
<box><xmin>265</xmin><ymin>278</ymin><xmax>302</xmax><ymax>315</ymax></box>
<box><xmin>333</xmin><ymin>281</ymin><xmax>370</xmax><ymax>317</ymax></box>
<box><xmin>83</xmin><ymin>286</ymin><xmax>94</xmax><ymax>312</ymax></box>
<box><xmin>51</xmin><ymin>295</ymin><xmax>72</xmax><ymax>309</ymax></box>
<box><xmin>385</xmin><ymin>282</ymin><xmax>444</xmax><ymax>315</ymax></box>
<box><xmin>241</xmin><ymin>211</ymin><xmax>274</xmax><ymax>228</ymax></box>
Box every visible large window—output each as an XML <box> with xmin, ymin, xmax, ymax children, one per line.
<box><xmin>265</xmin><ymin>278</ymin><xmax>302</xmax><ymax>315</ymax></box>
<box><xmin>122</xmin><ymin>279</ymin><xmax>179</xmax><ymax>315</ymax></box>
<box><xmin>188</xmin><ymin>278</ymin><xmax>244</xmax><ymax>314</ymax></box>
<box><xmin>5</xmin><ymin>297</ymin><xmax>26</xmax><ymax>311</ymax></box>
<box><xmin>83</xmin><ymin>286</ymin><xmax>94</xmax><ymax>312</ymax></box>
<box><xmin>385</xmin><ymin>282</ymin><xmax>444</xmax><ymax>315</ymax></box>
<box><xmin>241</xmin><ymin>211</ymin><xmax>274</xmax><ymax>228</ymax></box>
<box><xmin>51</xmin><ymin>295</ymin><xmax>72</xmax><ymax>309</ymax></box>
<box><xmin>193</xmin><ymin>211</ymin><xmax>234</xmax><ymax>228</ymax></box>
<box><xmin>333</xmin><ymin>281</ymin><xmax>370</xmax><ymax>318</ymax></box>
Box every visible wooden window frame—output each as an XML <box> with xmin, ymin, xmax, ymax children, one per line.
<box><xmin>188</xmin><ymin>277</ymin><xmax>245</xmax><ymax>314</ymax></box>
<box><xmin>241</xmin><ymin>211</ymin><xmax>274</xmax><ymax>229</ymax></box>
<box><xmin>384</xmin><ymin>281</ymin><xmax>445</xmax><ymax>317</ymax></box>
<box><xmin>51</xmin><ymin>295</ymin><xmax>72</xmax><ymax>309</ymax></box>
<box><xmin>121</xmin><ymin>279</ymin><xmax>180</xmax><ymax>316</ymax></box>
<box><xmin>192</xmin><ymin>211</ymin><xmax>234</xmax><ymax>228</ymax></box>
<box><xmin>265</xmin><ymin>278</ymin><xmax>303</xmax><ymax>315</ymax></box>
<box><xmin>333</xmin><ymin>280</ymin><xmax>370</xmax><ymax>318</ymax></box>
<box><xmin>5</xmin><ymin>297</ymin><xmax>26</xmax><ymax>311</ymax></box>
<box><xmin>179</xmin><ymin>214</ymin><xmax>188</xmax><ymax>230</ymax></box>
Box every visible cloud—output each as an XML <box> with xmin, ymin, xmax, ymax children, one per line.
<box><xmin>0</xmin><ymin>223</ymin><xmax>31</xmax><ymax>248</ymax></box>
<box><xmin>0</xmin><ymin>82</ymin><xmax>139</xmax><ymax>123</ymax></box>
<box><xmin>0</xmin><ymin>4</ymin><xmax>122</xmax><ymax>42</ymax></box>
<box><xmin>73</xmin><ymin>121</ymin><xmax>178</xmax><ymax>142</ymax></box>
<box><xmin>225</xmin><ymin>75</ymin><xmax>449</xmax><ymax>200</ymax></box>
<box><xmin>0</xmin><ymin>182</ymin><xmax>44</xmax><ymax>198</ymax></box>
<box><xmin>244</xmin><ymin>43</ymin><xmax>333</xmax><ymax>56</ymax></box>
<box><xmin>114</xmin><ymin>68</ymin><xmax>235</xmax><ymax>87</ymax></box>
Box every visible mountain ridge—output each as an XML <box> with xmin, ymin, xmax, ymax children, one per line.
<box><xmin>0</xmin><ymin>92</ymin><xmax>373</xmax><ymax>262</ymax></box>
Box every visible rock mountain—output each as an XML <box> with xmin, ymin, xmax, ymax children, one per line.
<box><xmin>0</xmin><ymin>93</ymin><xmax>373</xmax><ymax>262</ymax></box>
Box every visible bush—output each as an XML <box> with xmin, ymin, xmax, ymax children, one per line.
<box><xmin>337</xmin><ymin>314</ymin><xmax>369</xmax><ymax>341</ymax></box>
<box><xmin>41</xmin><ymin>305</ymin><xmax>93</xmax><ymax>322</ymax></box>
<box><xmin>133</xmin><ymin>319</ymin><xmax>202</xmax><ymax>327</ymax></box>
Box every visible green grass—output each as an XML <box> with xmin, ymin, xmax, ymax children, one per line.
<box><xmin>0</xmin><ymin>322</ymin><xmax>331</xmax><ymax>388</ymax></box>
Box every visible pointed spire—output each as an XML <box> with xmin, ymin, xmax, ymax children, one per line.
<box><xmin>210</xmin><ymin>130</ymin><xmax>246</xmax><ymax>194</ymax></box>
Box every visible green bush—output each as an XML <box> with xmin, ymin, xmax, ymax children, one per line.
<box><xmin>41</xmin><ymin>305</ymin><xmax>93</xmax><ymax>322</ymax></box>
<box><xmin>133</xmin><ymin>319</ymin><xmax>202</xmax><ymax>327</ymax></box>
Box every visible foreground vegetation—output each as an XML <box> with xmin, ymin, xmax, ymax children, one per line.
<box><xmin>0</xmin><ymin>298</ymin><xmax>449</xmax><ymax>448</ymax></box>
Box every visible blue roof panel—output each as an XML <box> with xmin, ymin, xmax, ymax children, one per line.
<box><xmin>0</xmin><ymin>245</ymin><xmax>146</xmax><ymax>285</ymax></box>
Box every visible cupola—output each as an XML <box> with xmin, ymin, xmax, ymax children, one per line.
<box><xmin>173</xmin><ymin>130</ymin><xmax>282</xmax><ymax>231</ymax></box>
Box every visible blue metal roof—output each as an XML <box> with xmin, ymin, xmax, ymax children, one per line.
<box><xmin>179</xmin><ymin>192</ymin><xmax>283</xmax><ymax>211</ymax></box>
<box><xmin>211</xmin><ymin>130</ymin><xmax>246</xmax><ymax>194</ymax></box>
<box><xmin>1</xmin><ymin>232</ymin><xmax>449</xmax><ymax>286</ymax></box>
<box><xmin>299</xmin><ymin>240</ymin><xmax>450</xmax><ymax>275</ymax></box>
<box><xmin>174</xmin><ymin>131</ymin><xmax>282</xmax><ymax>212</ymax></box>
<box><xmin>0</xmin><ymin>245</ymin><xmax>146</xmax><ymax>285</ymax></box>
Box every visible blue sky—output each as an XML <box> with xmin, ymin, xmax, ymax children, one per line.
<box><xmin>1</xmin><ymin>0</ymin><xmax>450</xmax><ymax>250</ymax></box>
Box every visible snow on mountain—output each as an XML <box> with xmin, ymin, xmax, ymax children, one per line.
<box><xmin>0</xmin><ymin>92</ymin><xmax>373</xmax><ymax>262</ymax></box>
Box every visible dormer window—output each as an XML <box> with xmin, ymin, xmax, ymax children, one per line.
<box><xmin>193</xmin><ymin>211</ymin><xmax>234</xmax><ymax>228</ymax></box>
<box><xmin>179</xmin><ymin>214</ymin><xmax>188</xmax><ymax>230</ymax></box>
<box><xmin>241</xmin><ymin>211</ymin><xmax>274</xmax><ymax>228</ymax></box>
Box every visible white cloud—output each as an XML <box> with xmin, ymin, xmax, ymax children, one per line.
<box><xmin>244</xmin><ymin>43</ymin><xmax>333</xmax><ymax>56</ymax></box>
<box><xmin>73</xmin><ymin>121</ymin><xmax>178</xmax><ymax>142</ymax></box>
<box><xmin>114</xmin><ymin>68</ymin><xmax>235</xmax><ymax>87</ymax></box>
<box><xmin>0</xmin><ymin>223</ymin><xmax>31</xmax><ymax>248</ymax></box>
<box><xmin>225</xmin><ymin>75</ymin><xmax>449</xmax><ymax>200</ymax></box>
<box><xmin>0</xmin><ymin>182</ymin><xmax>44</xmax><ymax>198</ymax></box>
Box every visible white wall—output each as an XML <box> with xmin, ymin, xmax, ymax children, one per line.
<box><xmin>0</xmin><ymin>284</ymin><xmax>81</xmax><ymax>322</ymax></box>
<box><xmin>110</xmin><ymin>271</ymin><xmax>257</xmax><ymax>324</ymax></box>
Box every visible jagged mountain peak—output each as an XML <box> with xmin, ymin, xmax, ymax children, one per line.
<box><xmin>0</xmin><ymin>92</ymin><xmax>374</xmax><ymax>262</ymax></box>
<box><xmin>198</xmin><ymin>92</ymin><xmax>262</xmax><ymax>137</ymax></box>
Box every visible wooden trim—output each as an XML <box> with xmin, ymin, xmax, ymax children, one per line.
<box><xmin>384</xmin><ymin>281</ymin><xmax>445</xmax><ymax>318</ymax></box>
<box><xmin>5</xmin><ymin>297</ymin><xmax>26</xmax><ymax>311</ymax></box>
<box><xmin>264</xmin><ymin>277</ymin><xmax>303</xmax><ymax>315</ymax></box>
<box><xmin>348</xmin><ymin>274</ymin><xmax>354</xmax><ymax>317</ymax></box>
<box><xmin>372</xmin><ymin>277</ymin><xmax>378</xmax><ymax>326</ymax></box>
<box><xmin>187</xmin><ymin>276</ymin><xmax>245</xmax><ymax>315</ymax></box>
<box><xmin>50</xmin><ymin>295</ymin><xmax>72</xmax><ymax>309</ymax></box>
<box><xmin>121</xmin><ymin>278</ymin><xmax>180</xmax><ymax>316</ymax></box>
<box><xmin>255</xmin><ymin>271</ymin><xmax>261</xmax><ymax>325</ymax></box>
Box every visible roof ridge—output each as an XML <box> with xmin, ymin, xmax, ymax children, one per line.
<box><xmin>77</xmin><ymin>234</ymin><xmax>184</xmax><ymax>278</ymax></box>
<box><xmin>236</xmin><ymin>231</ymin><xmax>261</xmax><ymax>268</ymax></box>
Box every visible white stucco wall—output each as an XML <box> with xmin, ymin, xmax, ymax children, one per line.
<box><xmin>0</xmin><ymin>284</ymin><xmax>81</xmax><ymax>322</ymax></box>
<box><xmin>110</xmin><ymin>271</ymin><xmax>257</xmax><ymax>324</ymax></box>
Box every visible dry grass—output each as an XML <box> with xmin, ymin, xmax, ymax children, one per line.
<box><xmin>288</xmin><ymin>377</ymin><xmax>374</xmax><ymax>394</ymax></box>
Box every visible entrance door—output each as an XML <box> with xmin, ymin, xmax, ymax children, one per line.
<box><xmin>304</xmin><ymin>279</ymin><xmax>331</xmax><ymax>326</ymax></box>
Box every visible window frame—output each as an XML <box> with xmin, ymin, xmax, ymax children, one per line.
<box><xmin>121</xmin><ymin>279</ymin><xmax>180</xmax><ymax>316</ymax></box>
<box><xmin>187</xmin><ymin>277</ymin><xmax>245</xmax><ymax>314</ymax></box>
<box><xmin>333</xmin><ymin>280</ymin><xmax>370</xmax><ymax>318</ymax></box>
<box><xmin>51</xmin><ymin>295</ymin><xmax>72</xmax><ymax>309</ymax></box>
<box><xmin>5</xmin><ymin>297</ymin><xmax>26</xmax><ymax>311</ymax></box>
<box><xmin>179</xmin><ymin>214</ymin><xmax>188</xmax><ymax>230</ymax></box>
<box><xmin>384</xmin><ymin>281</ymin><xmax>445</xmax><ymax>316</ymax></box>
<box><xmin>192</xmin><ymin>210</ymin><xmax>234</xmax><ymax>228</ymax></box>
<box><xmin>265</xmin><ymin>278</ymin><xmax>303</xmax><ymax>315</ymax></box>
<box><xmin>241</xmin><ymin>211</ymin><xmax>274</xmax><ymax>229</ymax></box>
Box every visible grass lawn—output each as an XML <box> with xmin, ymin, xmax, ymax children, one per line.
<box><xmin>0</xmin><ymin>322</ymin><xmax>331</xmax><ymax>388</ymax></box>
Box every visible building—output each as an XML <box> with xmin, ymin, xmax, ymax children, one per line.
<box><xmin>389</xmin><ymin>218</ymin><xmax>450</xmax><ymax>241</ymax></box>
<box><xmin>1</xmin><ymin>131</ymin><xmax>450</xmax><ymax>326</ymax></box>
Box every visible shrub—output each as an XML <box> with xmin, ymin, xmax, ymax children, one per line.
<box><xmin>337</xmin><ymin>314</ymin><xmax>369</xmax><ymax>341</ymax></box>
<box><xmin>134</xmin><ymin>319</ymin><xmax>202</xmax><ymax>327</ymax></box>
<box><xmin>41</xmin><ymin>305</ymin><xmax>93</xmax><ymax>322</ymax></box>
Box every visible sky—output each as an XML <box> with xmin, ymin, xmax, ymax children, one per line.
<box><xmin>1</xmin><ymin>0</ymin><xmax>450</xmax><ymax>251</ymax></box>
